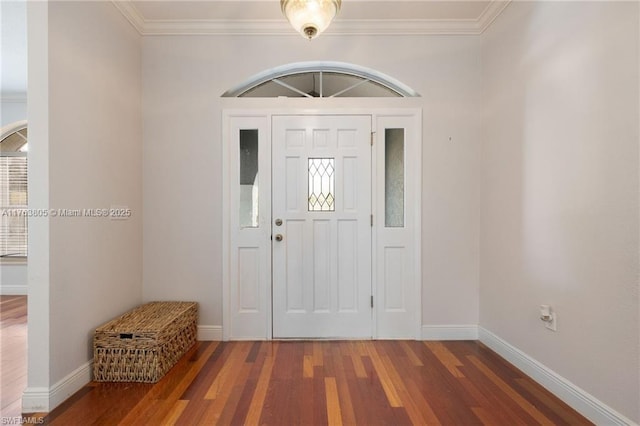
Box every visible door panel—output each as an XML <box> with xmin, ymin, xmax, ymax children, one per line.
<box><xmin>227</xmin><ymin>118</ymin><xmax>271</xmax><ymax>339</ymax></box>
<box><xmin>272</xmin><ymin>115</ymin><xmax>372</xmax><ymax>338</ymax></box>
<box><xmin>374</xmin><ymin>116</ymin><xmax>419</xmax><ymax>338</ymax></box>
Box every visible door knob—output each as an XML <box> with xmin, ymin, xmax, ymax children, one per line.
<box><xmin>275</xmin><ymin>234</ymin><xmax>283</xmax><ymax>242</ymax></box>
<box><xmin>275</xmin><ymin>218</ymin><xmax>283</xmax><ymax>226</ymax></box>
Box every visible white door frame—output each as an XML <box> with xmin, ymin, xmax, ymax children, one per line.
<box><xmin>222</xmin><ymin>108</ymin><xmax>422</xmax><ymax>340</ymax></box>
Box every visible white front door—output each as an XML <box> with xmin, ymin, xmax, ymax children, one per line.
<box><xmin>272</xmin><ymin>115</ymin><xmax>372</xmax><ymax>338</ymax></box>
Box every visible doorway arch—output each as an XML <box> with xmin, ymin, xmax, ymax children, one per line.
<box><xmin>222</xmin><ymin>61</ymin><xmax>421</xmax><ymax>98</ymax></box>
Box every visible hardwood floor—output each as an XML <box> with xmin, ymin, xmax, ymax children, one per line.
<box><xmin>2</xmin><ymin>296</ymin><xmax>591</xmax><ymax>425</ymax></box>
<box><xmin>0</xmin><ymin>295</ymin><xmax>27</xmax><ymax>418</ymax></box>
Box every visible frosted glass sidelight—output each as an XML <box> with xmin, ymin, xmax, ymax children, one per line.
<box><xmin>240</xmin><ymin>129</ymin><xmax>259</xmax><ymax>228</ymax></box>
<box><xmin>308</xmin><ymin>158</ymin><xmax>335</xmax><ymax>211</ymax></box>
<box><xmin>385</xmin><ymin>129</ymin><xmax>404</xmax><ymax>227</ymax></box>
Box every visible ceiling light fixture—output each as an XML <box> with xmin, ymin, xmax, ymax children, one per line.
<box><xmin>281</xmin><ymin>0</ymin><xmax>342</xmax><ymax>40</ymax></box>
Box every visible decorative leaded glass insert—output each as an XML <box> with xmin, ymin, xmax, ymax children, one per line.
<box><xmin>308</xmin><ymin>158</ymin><xmax>335</xmax><ymax>211</ymax></box>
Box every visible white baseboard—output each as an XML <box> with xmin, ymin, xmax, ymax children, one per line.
<box><xmin>421</xmin><ymin>324</ymin><xmax>478</xmax><ymax>340</ymax></box>
<box><xmin>198</xmin><ymin>325</ymin><xmax>222</xmax><ymax>341</ymax></box>
<box><xmin>22</xmin><ymin>360</ymin><xmax>92</xmax><ymax>413</ymax></box>
<box><xmin>479</xmin><ymin>327</ymin><xmax>636</xmax><ymax>426</ymax></box>
<box><xmin>49</xmin><ymin>360</ymin><xmax>92</xmax><ymax>410</ymax></box>
<box><xmin>0</xmin><ymin>285</ymin><xmax>28</xmax><ymax>295</ymax></box>
<box><xmin>21</xmin><ymin>387</ymin><xmax>50</xmax><ymax>413</ymax></box>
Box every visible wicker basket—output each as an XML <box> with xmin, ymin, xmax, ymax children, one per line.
<box><xmin>93</xmin><ymin>301</ymin><xmax>198</xmax><ymax>383</ymax></box>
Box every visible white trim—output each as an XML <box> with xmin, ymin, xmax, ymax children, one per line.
<box><xmin>1</xmin><ymin>120</ymin><xmax>28</xmax><ymax>140</ymax></box>
<box><xmin>479</xmin><ymin>327</ymin><xmax>637</xmax><ymax>426</ymax></box>
<box><xmin>111</xmin><ymin>0</ymin><xmax>510</xmax><ymax>36</ymax></box>
<box><xmin>21</xmin><ymin>387</ymin><xmax>50</xmax><ymax>413</ymax></box>
<box><xmin>411</xmin><ymin>112</ymin><xmax>423</xmax><ymax>340</ymax></box>
<box><xmin>222</xmin><ymin>61</ymin><xmax>419</xmax><ymax>98</ymax></box>
<box><xmin>421</xmin><ymin>325</ymin><xmax>479</xmax><ymax>340</ymax></box>
<box><xmin>110</xmin><ymin>1</ymin><xmax>145</xmax><ymax>34</ymax></box>
<box><xmin>0</xmin><ymin>284</ymin><xmax>28</xmax><ymax>295</ymax></box>
<box><xmin>198</xmin><ymin>325</ymin><xmax>223</xmax><ymax>341</ymax></box>
<box><xmin>116</xmin><ymin>18</ymin><xmax>500</xmax><ymax>37</ymax></box>
<box><xmin>49</xmin><ymin>361</ymin><xmax>92</xmax><ymax>411</ymax></box>
<box><xmin>22</xmin><ymin>361</ymin><xmax>92</xmax><ymax>413</ymax></box>
<box><xmin>476</xmin><ymin>0</ymin><xmax>511</xmax><ymax>33</ymax></box>
<box><xmin>221</xmin><ymin>112</ymin><xmax>231</xmax><ymax>341</ymax></box>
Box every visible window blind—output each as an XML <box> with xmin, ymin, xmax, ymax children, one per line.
<box><xmin>0</xmin><ymin>155</ymin><xmax>28</xmax><ymax>257</ymax></box>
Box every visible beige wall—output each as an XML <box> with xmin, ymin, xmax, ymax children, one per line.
<box><xmin>27</xmin><ymin>1</ymin><xmax>143</xmax><ymax>405</ymax></box>
<box><xmin>48</xmin><ymin>0</ymin><xmax>143</xmax><ymax>384</ymax></box>
<box><xmin>24</xmin><ymin>0</ymin><xmax>640</xmax><ymax>420</ymax></box>
<box><xmin>480</xmin><ymin>1</ymin><xmax>639</xmax><ymax>421</ymax></box>
<box><xmin>141</xmin><ymin>35</ymin><xmax>482</xmax><ymax>328</ymax></box>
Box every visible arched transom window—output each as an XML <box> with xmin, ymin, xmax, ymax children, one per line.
<box><xmin>222</xmin><ymin>62</ymin><xmax>420</xmax><ymax>98</ymax></box>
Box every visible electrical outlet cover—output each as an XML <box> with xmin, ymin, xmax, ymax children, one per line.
<box><xmin>545</xmin><ymin>312</ymin><xmax>557</xmax><ymax>331</ymax></box>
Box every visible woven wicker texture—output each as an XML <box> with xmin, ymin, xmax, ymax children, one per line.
<box><xmin>93</xmin><ymin>302</ymin><xmax>197</xmax><ymax>383</ymax></box>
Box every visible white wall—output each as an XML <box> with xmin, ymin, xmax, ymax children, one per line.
<box><xmin>480</xmin><ymin>1</ymin><xmax>639</xmax><ymax>422</ymax></box>
<box><xmin>24</xmin><ymin>0</ymin><xmax>143</xmax><ymax>411</ymax></box>
<box><xmin>1</xmin><ymin>99</ymin><xmax>27</xmax><ymax>127</ymax></box>
<box><xmin>141</xmin><ymin>35</ymin><xmax>481</xmax><ymax>330</ymax></box>
<box><xmin>0</xmin><ymin>263</ymin><xmax>27</xmax><ymax>294</ymax></box>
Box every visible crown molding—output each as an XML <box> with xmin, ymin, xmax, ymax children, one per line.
<box><xmin>476</xmin><ymin>0</ymin><xmax>511</xmax><ymax>33</ymax></box>
<box><xmin>112</xmin><ymin>0</ymin><xmax>510</xmax><ymax>36</ymax></box>
<box><xmin>112</xmin><ymin>1</ymin><xmax>145</xmax><ymax>34</ymax></box>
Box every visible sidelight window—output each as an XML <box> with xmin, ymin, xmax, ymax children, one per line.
<box><xmin>239</xmin><ymin>129</ymin><xmax>259</xmax><ymax>228</ymax></box>
<box><xmin>385</xmin><ymin>129</ymin><xmax>404</xmax><ymax>228</ymax></box>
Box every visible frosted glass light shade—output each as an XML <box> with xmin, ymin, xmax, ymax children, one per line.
<box><xmin>281</xmin><ymin>0</ymin><xmax>341</xmax><ymax>39</ymax></box>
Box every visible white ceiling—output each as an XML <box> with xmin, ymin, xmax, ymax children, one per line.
<box><xmin>131</xmin><ymin>1</ymin><xmax>493</xmax><ymax>21</ymax></box>
<box><xmin>118</xmin><ymin>0</ymin><xmax>510</xmax><ymax>35</ymax></box>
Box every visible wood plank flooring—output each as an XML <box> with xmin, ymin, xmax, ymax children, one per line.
<box><xmin>0</xmin><ymin>295</ymin><xmax>27</xmax><ymax>418</ymax></box>
<box><xmin>2</xmin><ymin>296</ymin><xmax>591</xmax><ymax>425</ymax></box>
